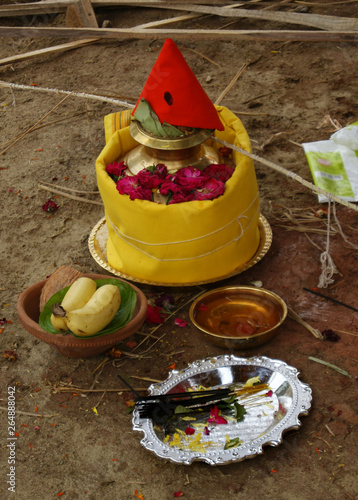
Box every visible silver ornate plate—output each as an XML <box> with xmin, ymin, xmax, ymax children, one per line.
<box><xmin>132</xmin><ymin>355</ymin><xmax>312</xmax><ymax>465</ymax></box>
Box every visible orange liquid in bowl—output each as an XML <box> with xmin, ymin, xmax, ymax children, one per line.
<box><xmin>194</xmin><ymin>293</ymin><xmax>282</xmax><ymax>338</ymax></box>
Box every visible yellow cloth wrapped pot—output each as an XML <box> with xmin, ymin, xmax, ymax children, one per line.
<box><xmin>104</xmin><ymin>110</ymin><xmax>132</xmax><ymax>143</ymax></box>
<box><xmin>96</xmin><ymin>106</ymin><xmax>260</xmax><ymax>284</ymax></box>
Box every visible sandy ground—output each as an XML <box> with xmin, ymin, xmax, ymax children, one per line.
<box><xmin>1</xmin><ymin>2</ymin><xmax>358</xmax><ymax>500</ymax></box>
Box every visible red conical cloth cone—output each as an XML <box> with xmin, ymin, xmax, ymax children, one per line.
<box><xmin>132</xmin><ymin>39</ymin><xmax>224</xmax><ymax>131</ymax></box>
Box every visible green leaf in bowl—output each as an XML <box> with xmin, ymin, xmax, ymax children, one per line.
<box><xmin>39</xmin><ymin>279</ymin><xmax>137</xmax><ymax>338</ymax></box>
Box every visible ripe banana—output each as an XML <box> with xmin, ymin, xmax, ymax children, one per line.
<box><xmin>50</xmin><ymin>277</ymin><xmax>97</xmax><ymax>331</ymax></box>
<box><xmin>64</xmin><ymin>284</ymin><xmax>121</xmax><ymax>336</ymax></box>
<box><xmin>50</xmin><ymin>312</ymin><xmax>68</xmax><ymax>332</ymax></box>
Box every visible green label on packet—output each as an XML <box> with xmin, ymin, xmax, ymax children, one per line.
<box><xmin>306</xmin><ymin>151</ymin><xmax>355</xmax><ymax>198</ymax></box>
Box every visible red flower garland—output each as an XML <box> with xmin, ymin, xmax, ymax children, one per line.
<box><xmin>106</xmin><ymin>162</ymin><xmax>234</xmax><ymax>204</ymax></box>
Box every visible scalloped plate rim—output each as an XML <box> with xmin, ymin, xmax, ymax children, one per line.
<box><xmin>132</xmin><ymin>354</ymin><xmax>312</xmax><ymax>465</ymax></box>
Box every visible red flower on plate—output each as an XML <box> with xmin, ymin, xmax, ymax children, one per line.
<box><xmin>207</xmin><ymin>405</ymin><xmax>227</xmax><ymax>425</ymax></box>
<box><xmin>185</xmin><ymin>425</ymin><xmax>195</xmax><ymax>435</ymax></box>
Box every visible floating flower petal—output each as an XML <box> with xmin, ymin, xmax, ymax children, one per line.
<box><xmin>174</xmin><ymin>318</ymin><xmax>187</xmax><ymax>327</ymax></box>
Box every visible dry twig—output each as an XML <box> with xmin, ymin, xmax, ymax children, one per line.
<box><xmin>93</xmin><ymin>390</ymin><xmax>107</xmax><ymax>409</ymax></box>
<box><xmin>254</xmin><ymin>131</ymin><xmax>288</xmax><ymax>150</ymax></box>
<box><xmin>1</xmin><ymin>25</ymin><xmax>357</xmax><ymax>43</ymax></box>
<box><xmin>268</xmin><ymin>204</ymin><xmax>340</xmax><ymax>236</ymax></box>
<box><xmin>331</xmin><ymin>329</ymin><xmax>358</xmax><ymax>338</ymax></box>
<box><xmin>0</xmin><ymin>80</ymin><xmax>135</xmax><ymax>109</ymax></box>
<box><xmin>1</xmin><ymin>2</ymin><xmax>357</xmax><ymax>31</ymax></box>
<box><xmin>130</xmin><ymin>375</ymin><xmax>163</xmax><ymax>383</ymax></box>
<box><xmin>215</xmin><ymin>62</ymin><xmax>250</xmax><ymax>105</ymax></box>
<box><xmin>0</xmin><ymin>112</ymin><xmax>87</xmax><ymax>149</ymax></box>
<box><xmin>0</xmin><ymin>406</ymin><xmax>59</xmax><ymax>418</ymax></box>
<box><xmin>308</xmin><ymin>356</ymin><xmax>352</xmax><ymax>377</ymax></box>
<box><xmin>40</xmin><ymin>181</ymin><xmax>100</xmax><ymax>195</ymax></box>
<box><xmin>38</xmin><ymin>183</ymin><xmax>103</xmax><ymax>206</ymax></box>
<box><xmin>0</xmin><ymin>92</ymin><xmax>73</xmax><ymax>156</ymax></box>
<box><xmin>92</xmin><ymin>357</ymin><xmax>109</xmax><ymax>375</ymax></box>
<box><xmin>0</xmin><ymin>39</ymin><xmax>99</xmax><ymax>66</ymax></box>
<box><xmin>312</xmin><ymin>434</ymin><xmax>335</xmax><ymax>450</ymax></box>
<box><xmin>132</xmin><ymin>290</ymin><xmax>205</xmax><ymax>355</ymax></box>
<box><xmin>52</xmin><ymin>386</ymin><xmax>147</xmax><ymax>394</ymax></box>
<box><xmin>287</xmin><ymin>306</ymin><xmax>324</xmax><ymax>340</ymax></box>
<box><xmin>180</xmin><ymin>45</ymin><xmax>221</xmax><ymax>68</ymax></box>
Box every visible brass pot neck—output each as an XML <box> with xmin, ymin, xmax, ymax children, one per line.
<box><xmin>129</xmin><ymin>120</ymin><xmax>212</xmax><ymax>150</ymax></box>
<box><xmin>144</xmin><ymin>144</ymin><xmax>201</xmax><ymax>162</ymax></box>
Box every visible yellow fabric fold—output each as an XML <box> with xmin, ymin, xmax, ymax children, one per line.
<box><xmin>96</xmin><ymin>106</ymin><xmax>260</xmax><ymax>284</ymax></box>
<box><xmin>104</xmin><ymin>110</ymin><xmax>132</xmax><ymax>143</ymax></box>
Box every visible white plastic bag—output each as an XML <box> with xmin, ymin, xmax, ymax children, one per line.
<box><xmin>331</xmin><ymin>121</ymin><xmax>358</xmax><ymax>150</ymax></box>
<box><xmin>303</xmin><ymin>122</ymin><xmax>358</xmax><ymax>203</ymax></box>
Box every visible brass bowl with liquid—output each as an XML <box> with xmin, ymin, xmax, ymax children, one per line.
<box><xmin>189</xmin><ymin>286</ymin><xmax>287</xmax><ymax>350</ymax></box>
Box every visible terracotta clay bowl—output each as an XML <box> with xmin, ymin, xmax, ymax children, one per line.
<box><xmin>189</xmin><ymin>286</ymin><xmax>287</xmax><ymax>350</ymax></box>
<box><xmin>17</xmin><ymin>273</ymin><xmax>148</xmax><ymax>358</ymax></box>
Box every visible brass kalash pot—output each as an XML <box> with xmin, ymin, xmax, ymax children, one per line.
<box><xmin>122</xmin><ymin>121</ymin><xmax>220</xmax><ymax>175</ymax></box>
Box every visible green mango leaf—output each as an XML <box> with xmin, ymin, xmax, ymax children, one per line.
<box><xmin>39</xmin><ymin>279</ymin><xmax>137</xmax><ymax>338</ymax></box>
<box><xmin>133</xmin><ymin>99</ymin><xmax>183</xmax><ymax>138</ymax></box>
<box><xmin>224</xmin><ymin>437</ymin><xmax>242</xmax><ymax>450</ymax></box>
<box><xmin>233</xmin><ymin>402</ymin><xmax>246</xmax><ymax>421</ymax></box>
<box><xmin>174</xmin><ymin>405</ymin><xmax>193</xmax><ymax>415</ymax></box>
<box><xmin>222</xmin><ymin>395</ymin><xmax>237</xmax><ymax>404</ymax></box>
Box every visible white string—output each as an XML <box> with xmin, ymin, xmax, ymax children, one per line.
<box><xmin>332</xmin><ymin>201</ymin><xmax>358</xmax><ymax>250</ymax></box>
<box><xmin>9</xmin><ymin>86</ymin><xmax>16</xmax><ymax>107</ymax></box>
<box><xmin>108</xmin><ymin>193</ymin><xmax>259</xmax><ymax>246</ymax></box>
<box><xmin>213</xmin><ymin>135</ymin><xmax>358</xmax><ymax>287</ymax></box>
<box><xmin>108</xmin><ymin>204</ymin><xmax>260</xmax><ymax>262</ymax></box>
<box><xmin>317</xmin><ymin>200</ymin><xmax>338</xmax><ymax>288</ymax></box>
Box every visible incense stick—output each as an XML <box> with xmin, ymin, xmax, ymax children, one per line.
<box><xmin>117</xmin><ymin>373</ymin><xmax>142</xmax><ymax>398</ymax></box>
<box><xmin>136</xmin><ymin>383</ymin><xmax>270</xmax><ymax>421</ymax></box>
<box><xmin>303</xmin><ymin>287</ymin><xmax>358</xmax><ymax>312</ymax></box>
